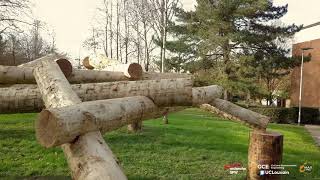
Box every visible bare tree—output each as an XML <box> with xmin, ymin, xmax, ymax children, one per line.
<box><xmin>0</xmin><ymin>0</ymin><xmax>31</xmax><ymax>34</ymax></box>
<box><xmin>19</xmin><ymin>20</ymin><xmax>52</xmax><ymax>61</ymax></box>
<box><xmin>83</xmin><ymin>27</ymin><xmax>100</xmax><ymax>54</ymax></box>
<box><xmin>109</xmin><ymin>0</ymin><xmax>113</xmax><ymax>58</ymax></box>
<box><xmin>149</xmin><ymin>0</ymin><xmax>179</xmax><ymax>72</ymax></box>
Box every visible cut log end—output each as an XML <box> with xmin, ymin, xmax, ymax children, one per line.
<box><xmin>36</xmin><ymin>110</ymin><xmax>58</xmax><ymax>148</ymax></box>
<box><xmin>56</xmin><ymin>58</ymin><xmax>73</xmax><ymax>78</ymax></box>
<box><xmin>127</xmin><ymin>63</ymin><xmax>143</xmax><ymax>79</ymax></box>
<box><xmin>82</xmin><ymin>57</ymin><xmax>94</xmax><ymax>70</ymax></box>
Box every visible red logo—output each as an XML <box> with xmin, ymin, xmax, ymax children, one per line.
<box><xmin>224</xmin><ymin>163</ymin><xmax>242</xmax><ymax>170</ymax></box>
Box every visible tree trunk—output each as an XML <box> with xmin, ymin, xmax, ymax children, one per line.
<box><xmin>82</xmin><ymin>56</ymin><xmax>143</xmax><ymax>80</ymax></box>
<box><xmin>200</xmin><ymin>99</ymin><xmax>269</xmax><ymax>130</ymax></box>
<box><xmin>38</xmin><ymin>87</ymin><xmax>234</xmax><ymax>147</ymax></box>
<box><xmin>0</xmin><ymin>60</ymin><xmax>72</xmax><ymax>84</ymax></box>
<box><xmin>247</xmin><ymin>130</ymin><xmax>283</xmax><ymax>180</ymax></box>
<box><xmin>33</xmin><ymin>59</ymin><xmax>127</xmax><ymax>180</ymax></box>
<box><xmin>18</xmin><ymin>54</ymin><xmax>72</xmax><ymax>78</ymax></box>
<box><xmin>0</xmin><ymin>65</ymin><xmax>35</xmax><ymax>84</ymax></box>
<box><xmin>69</xmin><ymin>69</ymin><xmax>130</xmax><ymax>83</ymax></box>
<box><xmin>103</xmin><ymin>63</ymin><xmax>143</xmax><ymax>79</ymax></box>
<box><xmin>110</xmin><ymin>0</ymin><xmax>113</xmax><ymax>59</ymax></box>
<box><xmin>37</xmin><ymin>96</ymin><xmax>155</xmax><ymax>147</ymax></box>
<box><xmin>0</xmin><ymin>78</ymin><xmax>197</xmax><ymax>113</ymax></box>
<box><xmin>1</xmin><ymin>66</ymin><xmax>192</xmax><ymax>84</ymax></box>
<box><xmin>37</xmin><ymin>101</ymin><xmax>187</xmax><ymax>148</ymax></box>
<box><xmin>0</xmin><ymin>67</ymin><xmax>129</xmax><ymax>84</ymax></box>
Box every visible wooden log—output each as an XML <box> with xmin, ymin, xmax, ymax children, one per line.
<box><xmin>0</xmin><ymin>67</ymin><xmax>128</xmax><ymax>84</ymax></box>
<box><xmin>0</xmin><ymin>78</ymin><xmax>196</xmax><ymax>113</ymax></box>
<box><xmin>37</xmin><ymin>96</ymin><xmax>157</xmax><ymax>147</ymax></box>
<box><xmin>37</xmin><ymin>99</ymin><xmax>186</xmax><ymax>147</ymax></box>
<box><xmin>35</xmin><ymin>85</ymin><xmax>223</xmax><ymax>147</ymax></box>
<box><xmin>192</xmin><ymin>85</ymin><xmax>224</xmax><ymax>106</ymax></box>
<box><xmin>103</xmin><ymin>63</ymin><xmax>143</xmax><ymax>80</ymax></box>
<box><xmin>19</xmin><ymin>54</ymin><xmax>73</xmax><ymax>78</ymax></box>
<box><xmin>69</xmin><ymin>69</ymin><xmax>130</xmax><ymax>83</ymax></box>
<box><xmin>247</xmin><ymin>130</ymin><xmax>283</xmax><ymax>180</ymax></box>
<box><xmin>200</xmin><ymin>99</ymin><xmax>270</xmax><ymax>130</ymax></box>
<box><xmin>33</xmin><ymin>59</ymin><xmax>127</xmax><ymax>180</ymax></box>
<box><xmin>0</xmin><ymin>59</ymin><xmax>72</xmax><ymax>84</ymax></box>
<box><xmin>1</xmin><ymin>66</ymin><xmax>192</xmax><ymax>85</ymax></box>
<box><xmin>0</xmin><ymin>66</ymin><xmax>35</xmax><ymax>84</ymax></box>
<box><xmin>37</xmin><ymin>99</ymin><xmax>187</xmax><ymax>147</ymax></box>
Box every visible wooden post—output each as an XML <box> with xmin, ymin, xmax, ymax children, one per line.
<box><xmin>33</xmin><ymin>59</ymin><xmax>127</xmax><ymax>180</ymax></box>
<box><xmin>247</xmin><ymin>130</ymin><xmax>283</xmax><ymax>180</ymax></box>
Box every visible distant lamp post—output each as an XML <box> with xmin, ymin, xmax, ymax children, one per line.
<box><xmin>298</xmin><ymin>47</ymin><xmax>313</xmax><ymax>125</ymax></box>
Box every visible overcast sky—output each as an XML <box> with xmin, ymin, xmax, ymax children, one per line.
<box><xmin>32</xmin><ymin>0</ymin><xmax>320</xmax><ymax>57</ymax></box>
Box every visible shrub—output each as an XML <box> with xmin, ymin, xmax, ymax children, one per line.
<box><xmin>249</xmin><ymin>107</ymin><xmax>320</xmax><ymax>124</ymax></box>
<box><xmin>249</xmin><ymin>107</ymin><xmax>296</xmax><ymax>124</ymax></box>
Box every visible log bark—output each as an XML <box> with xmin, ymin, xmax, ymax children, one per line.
<box><xmin>0</xmin><ymin>66</ymin><xmax>35</xmax><ymax>84</ymax></box>
<box><xmin>69</xmin><ymin>69</ymin><xmax>130</xmax><ymax>83</ymax></box>
<box><xmin>192</xmin><ymin>85</ymin><xmax>224</xmax><ymax>106</ymax></box>
<box><xmin>0</xmin><ymin>59</ymin><xmax>72</xmax><ymax>84</ymax></box>
<box><xmin>200</xmin><ymin>99</ymin><xmax>269</xmax><ymax>130</ymax></box>
<box><xmin>0</xmin><ymin>66</ymin><xmax>192</xmax><ymax>85</ymax></box>
<box><xmin>33</xmin><ymin>59</ymin><xmax>127</xmax><ymax>180</ymax></box>
<box><xmin>0</xmin><ymin>67</ymin><xmax>128</xmax><ymax>84</ymax></box>
<box><xmin>247</xmin><ymin>130</ymin><xmax>283</xmax><ymax>180</ymax></box>
<box><xmin>37</xmin><ymin>100</ymin><xmax>187</xmax><ymax>147</ymax></box>
<box><xmin>19</xmin><ymin>54</ymin><xmax>73</xmax><ymax>78</ymax></box>
<box><xmin>0</xmin><ymin>78</ymin><xmax>196</xmax><ymax>113</ymax></box>
<box><xmin>37</xmin><ymin>96</ymin><xmax>158</xmax><ymax>147</ymax></box>
<box><xmin>35</xmin><ymin>85</ymin><xmax>223</xmax><ymax>147</ymax></box>
<box><xmin>103</xmin><ymin>63</ymin><xmax>143</xmax><ymax>79</ymax></box>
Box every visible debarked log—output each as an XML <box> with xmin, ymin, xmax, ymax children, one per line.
<box><xmin>200</xmin><ymin>98</ymin><xmax>270</xmax><ymax>130</ymax></box>
<box><xmin>103</xmin><ymin>63</ymin><xmax>143</xmax><ymax>79</ymax></box>
<box><xmin>0</xmin><ymin>59</ymin><xmax>72</xmax><ymax>84</ymax></box>
<box><xmin>36</xmin><ymin>87</ymin><xmax>224</xmax><ymax>148</ymax></box>
<box><xmin>37</xmin><ymin>96</ymin><xmax>159</xmax><ymax>147</ymax></box>
<box><xmin>1</xmin><ymin>66</ymin><xmax>193</xmax><ymax>85</ymax></box>
<box><xmin>33</xmin><ymin>58</ymin><xmax>126</xmax><ymax>180</ymax></box>
<box><xmin>0</xmin><ymin>78</ymin><xmax>200</xmax><ymax>113</ymax></box>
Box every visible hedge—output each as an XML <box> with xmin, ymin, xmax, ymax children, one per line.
<box><xmin>249</xmin><ymin>107</ymin><xmax>320</xmax><ymax>125</ymax></box>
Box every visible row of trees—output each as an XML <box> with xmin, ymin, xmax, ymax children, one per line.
<box><xmin>0</xmin><ymin>0</ymin><xmax>56</xmax><ymax>65</ymax></box>
<box><xmin>83</xmin><ymin>0</ymin><xmax>305</xmax><ymax>105</ymax></box>
<box><xmin>83</xmin><ymin>0</ymin><xmax>179</xmax><ymax>72</ymax></box>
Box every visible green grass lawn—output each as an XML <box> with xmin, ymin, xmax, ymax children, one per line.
<box><xmin>0</xmin><ymin>109</ymin><xmax>319</xmax><ymax>179</ymax></box>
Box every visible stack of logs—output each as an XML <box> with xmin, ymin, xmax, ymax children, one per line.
<box><xmin>0</xmin><ymin>55</ymin><xmax>284</xmax><ymax>180</ymax></box>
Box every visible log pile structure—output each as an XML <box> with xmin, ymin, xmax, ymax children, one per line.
<box><xmin>0</xmin><ymin>55</ymin><xmax>284</xmax><ymax>180</ymax></box>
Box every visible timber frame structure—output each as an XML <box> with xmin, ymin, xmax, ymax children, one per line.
<box><xmin>0</xmin><ymin>55</ymin><xmax>284</xmax><ymax>180</ymax></box>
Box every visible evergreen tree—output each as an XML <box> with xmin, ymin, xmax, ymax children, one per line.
<box><xmin>168</xmin><ymin>0</ymin><xmax>301</xmax><ymax>101</ymax></box>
